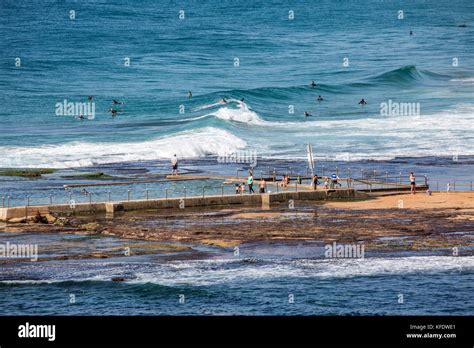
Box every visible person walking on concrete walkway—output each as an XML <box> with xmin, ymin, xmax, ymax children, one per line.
<box><xmin>248</xmin><ymin>174</ymin><xmax>255</xmax><ymax>194</ymax></box>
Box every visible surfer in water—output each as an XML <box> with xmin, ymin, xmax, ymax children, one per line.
<box><xmin>188</xmin><ymin>90</ymin><xmax>192</xmax><ymax>99</ymax></box>
<box><xmin>310</xmin><ymin>80</ymin><xmax>317</xmax><ymax>87</ymax></box>
<box><xmin>358</xmin><ymin>98</ymin><xmax>367</xmax><ymax>105</ymax></box>
<box><xmin>88</xmin><ymin>96</ymin><xmax>93</xmax><ymax>101</ymax></box>
<box><xmin>317</xmin><ymin>95</ymin><xmax>324</xmax><ymax>102</ymax></box>
<box><xmin>112</xmin><ymin>99</ymin><xmax>125</xmax><ymax>105</ymax></box>
<box><xmin>108</xmin><ymin>108</ymin><xmax>121</xmax><ymax>116</ymax></box>
<box><xmin>304</xmin><ymin>111</ymin><xmax>311</xmax><ymax>117</ymax></box>
<box><xmin>219</xmin><ymin>97</ymin><xmax>228</xmax><ymax>104</ymax></box>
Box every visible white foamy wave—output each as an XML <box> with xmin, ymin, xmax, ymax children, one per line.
<box><xmin>125</xmin><ymin>255</ymin><xmax>474</xmax><ymax>286</ymax></box>
<box><xmin>251</xmin><ymin>103</ymin><xmax>474</xmax><ymax>160</ymax></box>
<box><xmin>450</xmin><ymin>77</ymin><xmax>474</xmax><ymax>83</ymax></box>
<box><xmin>1</xmin><ymin>256</ymin><xmax>472</xmax><ymax>286</ymax></box>
<box><xmin>0</xmin><ymin>127</ymin><xmax>247</xmax><ymax>168</ymax></box>
<box><xmin>205</xmin><ymin>101</ymin><xmax>267</xmax><ymax>125</ymax></box>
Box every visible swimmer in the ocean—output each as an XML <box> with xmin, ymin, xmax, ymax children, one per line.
<box><xmin>410</xmin><ymin>30</ymin><xmax>413</xmax><ymax>35</ymax></box>
<box><xmin>304</xmin><ymin>111</ymin><xmax>311</xmax><ymax>117</ymax></box>
<box><xmin>220</xmin><ymin>97</ymin><xmax>227</xmax><ymax>104</ymax></box>
<box><xmin>76</xmin><ymin>114</ymin><xmax>85</xmax><ymax>120</ymax></box>
<box><xmin>240</xmin><ymin>98</ymin><xmax>245</xmax><ymax>102</ymax></box>
<box><xmin>109</xmin><ymin>108</ymin><xmax>120</xmax><ymax>116</ymax></box>
<box><xmin>88</xmin><ymin>96</ymin><xmax>93</xmax><ymax>101</ymax></box>
<box><xmin>188</xmin><ymin>90</ymin><xmax>192</xmax><ymax>99</ymax></box>
<box><xmin>310</xmin><ymin>80</ymin><xmax>317</xmax><ymax>87</ymax></box>
<box><xmin>112</xmin><ymin>99</ymin><xmax>125</xmax><ymax>105</ymax></box>
<box><xmin>358</xmin><ymin>98</ymin><xmax>367</xmax><ymax>105</ymax></box>
<box><xmin>317</xmin><ymin>95</ymin><xmax>324</xmax><ymax>102</ymax></box>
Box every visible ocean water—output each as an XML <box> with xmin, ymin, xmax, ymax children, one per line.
<box><xmin>0</xmin><ymin>235</ymin><xmax>473</xmax><ymax>315</ymax></box>
<box><xmin>1</xmin><ymin>1</ymin><xmax>474</xmax><ymax>316</ymax></box>
<box><xmin>1</xmin><ymin>0</ymin><xmax>473</xmax><ymax>168</ymax></box>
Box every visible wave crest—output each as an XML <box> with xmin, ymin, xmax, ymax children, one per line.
<box><xmin>0</xmin><ymin>127</ymin><xmax>247</xmax><ymax>168</ymax></box>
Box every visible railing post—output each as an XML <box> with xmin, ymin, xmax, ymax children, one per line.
<box><xmin>146</xmin><ymin>189</ymin><xmax>149</xmax><ymax>200</ymax></box>
<box><xmin>221</xmin><ymin>184</ymin><xmax>224</xmax><ymax>197</ymax></box>
<box><xmin>322</xmin><ymin>165</ymin><xmax>325</xmax><ymax>176</ymax></box>
<box><xmin>2</xmin><ymin>196</ymin><xmax>4</xmax><ymax>208</ymax></box>
<box><xmin>165</xmin><ymin>189</ymin><xmax>169</xmax><ymax>200</ymax></box>
<box><xmin>348</xmin><ymin>168</ymin><xmax>351</xmax><ymax>179</ymax></box>
<box><xmin>202</xmin><ymin>186</ymin><xmax>205</xmax><ymax>198</ymax></box>
<box><xmin>127</xmin><ymin>189</ymin><xmax>131</xmax><ymax>201</ymax></box>
<box><xmin>184</xmin><ymin>187</ymin><xmax>186</xmax><ymax>199</ymax></box>
<box><xmin>336</xmin><ymin>166</ymin><xmax>339</xmax><ymax>176</ymax></box>
<box><xmin>7</xmin><ymin>196</ymin><xmax>11</xmax><ymax>208</ymax></box>
<box><xmin>49</xmin><ymin>194</ymin><xmax>53</xmax><ymax>205</ymax></box>
<box><xmin>89</xmin><ymin>192</ymin><xmax>92</xmax><ymax>205</ymax></box>
<box><xmin>27</xmin><ymin>196</ymin><xmax>30</xmax><ymax>206</ymax></box>
<box><xmin>453</xmin><ymin>180</ymin><xmax>456</xmax><ymax>191</ymax></box>
<box><xmin>108</xmin><ymin>191</ymin><xmax>111</xmax><ymax>202</ymax></box>
<box><xmin>295</xmin><ymin>183</ymin><xmax>298</xmax><ymax>192</ymax></box>
<box><xmin>471</xmin><ymin>181</ymin><xmax>473</xmax><ymax>191</ymax></box>
<box><xmin>399</xmin><ymin>172</ymin><xmax>402</xmax><ymax>184</ymax></box>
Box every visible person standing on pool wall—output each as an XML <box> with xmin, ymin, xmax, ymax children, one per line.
<box><xmin>312</xmin><ymin>174</ymin><xmax>319</xmax><ymax>190</ymax></box>
<box><xmin>171</xmin><ymin>154</ymin><xmax>178</xmax><ymax>176</ymax></box>
<box><xmin>247</xmin><ymin>173</ymin><xmax>255</xmax><ymax>194</ymax></box>
<box><xmin>410</xmin><ymin>172</ymin><xmax>416</xmax><ymax>194</ymax></box>
<box><xmin>259</xmin><ymin>178</ymin><xmax>266</xmax><ymax>193</ymax></box>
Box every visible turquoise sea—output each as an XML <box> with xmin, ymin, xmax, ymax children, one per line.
<box><xmin>1</xmin><ymin>0</ymin><xmax>473</xmax><ymax>167</ymax></box>
<box><xmin>0</xmin><ymin>0</ymin><xmax>473</xmax><ymax>316</ymax></box>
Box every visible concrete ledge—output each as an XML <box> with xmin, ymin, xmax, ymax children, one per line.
<box><xmin>0</xmin><ymin>189</ymin><xmax>365</xmax><ymax>221</ymax></box>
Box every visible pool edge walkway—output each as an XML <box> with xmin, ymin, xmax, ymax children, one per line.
<box><xmin>0</xmin><ymin>188</ymin><xmax>366</xmax><ymax>222</ymax></box>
